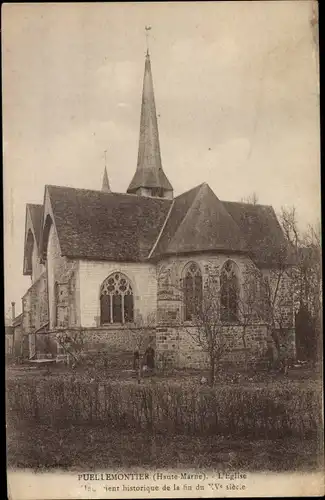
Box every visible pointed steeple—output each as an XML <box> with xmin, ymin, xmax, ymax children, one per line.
<box><xmin>102</xmin><ymin>167</ymin><xmax>111</xmax><ymax>193</ymax></box>
<box><xmin>127</xmin><ymin>50</ymin><xmax>173</xmax><ymax>198</ymax></box>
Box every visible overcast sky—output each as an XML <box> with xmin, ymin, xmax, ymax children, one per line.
<box><xmin>3</xmin><ymin>1</ymin><xmax>320</xmax><ymax>316</ymax></box>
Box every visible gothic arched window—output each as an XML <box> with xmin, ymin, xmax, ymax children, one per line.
<box><xmin>220</xmin><ymin>260</ymin><xmax>239</xmax><ymax>322</ymax></box>
<box><xmin>183</xmin><ymin>262</ymin><xmax>203</xmax><ymax>321</ymax></box>
<box><xmin>100</xmin><ymin>273</ymin><xmax>134</xmax><ymax>324</ymax></box>
<box><xmin>25</xmin><ymin>230</ymin><xmax>34</xmax><ymax>275</ymax></box>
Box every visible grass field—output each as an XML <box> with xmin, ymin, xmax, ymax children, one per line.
<box><xmin>7</xmin><ymin>421</ymin><xmax>323</xmax><ymax>472</ymax></box>
<box><xmin>5</xmin><ymin>359</ymin><xmax>322</xmax><ymax>387</ymax></box>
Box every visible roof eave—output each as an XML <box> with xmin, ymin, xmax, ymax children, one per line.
<box><xmin>63</xmin><ymin>254</ymin><xmax>145</xmax><ymax>263</ymax></box>
<box><xmin>149</xmin><ymin>247</ymin><xmax>250</xmax><ymax>261</ymax></box>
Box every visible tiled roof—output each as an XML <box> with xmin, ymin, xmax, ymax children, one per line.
<box><xmin>41</xmin><ymin>184</ymin><xmax>286</xmax><ymax>267</ymax></box>
<box><xmin>152</xmin><ymin>183</ymin><xmax>247</xmax><ymax>258</ymax></box>
<box><xmin>152</xmin><ymin>184</ymin><xmax>201</xmax><ymax>257</ymax></box>
<box><xmin>222</xmin><ymin>201</ymin><xmax>288</xmax><ymax>267</ymax></box>
<box><xmin>47</xmin><ymin>185</ymin><xmax>172</xmax><ymax>261</ymax></box>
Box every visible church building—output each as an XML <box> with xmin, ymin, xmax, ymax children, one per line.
<box><xmin>21</xmin><ymin>49</ymin><xmax>295</xmax><ymax>368</ymax></box>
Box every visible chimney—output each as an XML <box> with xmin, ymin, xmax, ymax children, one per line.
<box><xmin>11</xmin><ymin>302</ymin><xmax>15</xmax><ymax>324</ymax></box>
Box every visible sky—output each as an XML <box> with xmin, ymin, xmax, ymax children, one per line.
<box><xmin>2</xmin><ymin>1</ymin><xmax>320</xmax><ymax>317</ymax></box>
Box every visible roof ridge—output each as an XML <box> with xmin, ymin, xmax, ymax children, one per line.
<box><xmin>165</xmin><ymin>183</ymin><xmax>249</xmax><ymax>255</ymax></box>
<box><xmin>175</xmin><ymin>183</ymin><xmax>207</xmax><ymax>201</ymax></box>
<box><xmin>46</xmin><ymin>184</ymin><xmax>171</xmax><ymax>202</ymax></box>
<box><xmin>26</xmin><ymin>203</ymin><xmax>43</xmax><ymax>208</ymax></box>
<box><xmin>221</xmin><ymin>199</ymin><xmax>273</xmax><ymax>209</ymax></box>
<box><xmin>46</xmin><ymin>184</ymin><xmax>120</xmax><ymax>194</ymax></box>
<box><xmin>167</xmin><ymin>183</ymin><xmax>207</xmax><ymax>251</ymax></box>
<box><xmin>147</xmin><ymin>199</ymin><xmax>175</xmax><ymax>259</ymax></box>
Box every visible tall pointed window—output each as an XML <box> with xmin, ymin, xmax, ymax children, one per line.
<box><xmin>25</xmin><ymin>230</ymin><xmax>34</xmax><ymax>275</ymax></box>
<box><xmin>183</xmin><ymin>262</ymin><xmax>203</xmax><ymax>321</ymax></box>
<box><xmin>100</xmin><ymin>273</ymin><xmax>134</xmax><ymax>324</ymax></box>
<box><xmin>220</xmin><ymin>260</ymin><xmax>239</xmax><ymax>322</ymax></box>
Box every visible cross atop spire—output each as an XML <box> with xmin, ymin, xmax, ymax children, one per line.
<box><xmin>145</xmin><ymin>25</ymin><xmax>151</xmax><ymax>55</ymax></box>
<box><xmin>127</xmin><ymin>43</ymin><xmax>173</xmax><ymax>199</ymax></box>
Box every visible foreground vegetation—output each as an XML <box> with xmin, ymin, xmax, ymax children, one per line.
<box><xmin>7</xmin><ymin>377</ymin><xmax>322</xmax><ymax>437</ymax></box>
<box><xmin>6</xmin><ymin>372</ymin><xmax>323</xmax><ymax>471</ymax></box>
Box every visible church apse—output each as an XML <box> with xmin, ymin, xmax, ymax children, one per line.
<box><xmin>155</xmin><ymin>255</ymin><xmax>271</xmax><ymax>370</ymax></box>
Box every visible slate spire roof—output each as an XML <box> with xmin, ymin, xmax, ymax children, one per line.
<box><xmin>127</xmin><ymin>50</ymin><xmax>173</xmax><ymax>194</ymax></box>
<box><xmin>102</xmin><ymin>167</ymin><xmax>111</xmax><ymax>193</ymax></box>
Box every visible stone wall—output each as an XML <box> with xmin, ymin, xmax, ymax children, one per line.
<box><xmin>35</xmin><ymin>326</ymin><xmax>155</xmax><ymax>367</ymax></box>
<box><xmin>22</xmin><ymin>272</ymin><xmax>48</xmax><ymax>334</ymax></box>
<box><xmin>47</xmin><ymin>223</ymin><xmax>80</xmax><ymax>329</ymax></box>
<box><xmin>156</xmin><ymin>253</ymin><xmax>251</xmax><ymax>325</ymax></box>
<box><xmin>156</xmin><ymin>324</ymin><xmax>269</xmax><ymax>370</ymax></box>
<box><xmin>32</xmin><ymin>242</ymin><xmax>46</xmax><ymax>284</ymax></box>
<box><xmin>34</xmin><ymin>333</ymin><xmax>58</xmax><ymax>358</ymax></box>
<box><xmin>262</xmin><ymin>269</ymin><xmax>295</xmax><ymax>330</ymax></box>
<box><xmin>5</xmin><ymin>335</ymin><xmax>13</xmax><ymax>356</ymax></box>
<box><xmin>28</xmin><ymin>250</ymin><xmax>295</xmax><ymax>369</ymax></box>
<box><xmin>155</xmin><ymin>253</ymin><xmax>295</xmax><ymax>368</ymax></box>
<box><xmin>79</xmin><ymin>327</ymin><xmax>156</xmax><ymax>367</ymax></box>
<box><xmin>13</xmin><ymin>324</ymin><xmax>24</xmax><ymax>357</ymax></box>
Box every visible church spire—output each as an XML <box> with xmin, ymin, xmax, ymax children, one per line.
<box><xmin>102</xmin><ymin>166</ymin><xmax>111</xmax><ymax>193</ymax></box>
<box><xmin>101</xmin><ymin>150</ymin><xmax>111</xmax><ymax>193</ymax></box>
<box><xmin>127</xmin><ymin>43</ymin><xmax>173</xmax><ymax>199</ymax></box>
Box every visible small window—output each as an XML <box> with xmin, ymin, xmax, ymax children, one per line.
<box><xmin>100</xmin><ymin>273</ymin><xmax>134</xmax><ymax>324</ymax></box>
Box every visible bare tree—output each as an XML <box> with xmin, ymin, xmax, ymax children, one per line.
<box><xmin>258</xmin><ymin>244</ymin><xmax>295</xmax><ymax>370</ymax></box>
<box><xmin>301</xmin><ymin>222</ymin><xmax>321</xmax><ymax>318</ymax></box>
<box><xmin>279</xmin><ymin>208</ymin><xmax>322</xmax><ymax>362</ymax></box>
<box><xmin>128</xmin><ymin>312</ymin><xmax>156</xmax><ymax>384</ymax></box>
<box><xmin>240</xmin><ymin>192</ymin><xmax>259</xmax><ymax>205</ymax></box>
<box><xmin>232</xmin><ymin>235</ymin><xmax>294</xmax><ymax>372</ymax></box>
<box><xmin>279</xmin><ymin>205</ymin><xmax>300</xmax><ymax>250</ymax></box>
<box><xmin>183</xmin><ymin>275</ymin><xmax>234</xmax><ymax>386</ymax></box>
<box><xmin>237</xmin><ymin>262</ymin><xmax>261</xmax><ymax>370</ymax></box>
<box><xmin>279</xmin><ymin>209</ymin><xmax>321</xmax><ymax>301</ymax></box>
<box><xmin>55</xmin><ymin>329</ymin><xmax>85</xmax><ymax>367</ymax></box>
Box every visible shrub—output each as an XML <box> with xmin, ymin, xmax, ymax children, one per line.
<box><xmin>6</xmin><ymin>379</ymin><xmax>322</xmax><ymax>440</ymax></box>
